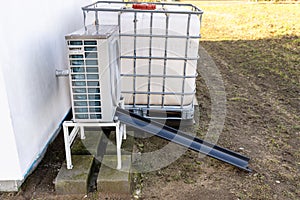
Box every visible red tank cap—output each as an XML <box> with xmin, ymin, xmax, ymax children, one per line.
<box><xmin>132</xmin><ymin>4</ymin><xmax>156</xmax><ymax>10</ymax></box>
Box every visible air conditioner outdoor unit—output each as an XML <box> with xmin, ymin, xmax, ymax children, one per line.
<box><xmin>65</xmin><ymin>25</ymin><xmax>121</xmax><ymax>122</ymax></box>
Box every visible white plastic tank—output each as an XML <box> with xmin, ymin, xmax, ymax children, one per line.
<box><xmin>95</xmin><ymin>4</ymin><xmax>200</xmax><ymax>107</ymax></box>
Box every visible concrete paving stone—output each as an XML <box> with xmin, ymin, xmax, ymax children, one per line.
<box><xmin>71</xmin><ymin>130</ymin><xmax>104</xmax><ymax>156</ymax></box>
<box><xmin>97</xmin><ymin>155</ymin><xmax>132</xmax><ymax>194</ymax></box>
<box><xmin>54</xmin><ymin>155</ymin><xmax>94</xmax><ymax>194</ymax></box>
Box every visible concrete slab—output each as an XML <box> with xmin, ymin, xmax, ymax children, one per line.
<box><xmin>97</xmin><ymin>155</ymin><xmax>132</xmax><ymax>194</ymax></box>
<box><xmin>54</xmin><ymin>155</ymin><xmax>94</xmax><ymax>194</ymax></box>
<box><xmin>0</xmin><ymin>180</ymin><xmax>22</xmax><ymax>192</ymax></box>
<box><xmin>105</xmin><ymin>132</ymin><xmax>134</xmax><ymax>155</ymax></box>
<box><xmin>71</xmin><ymin>130</ymin><xmax>104</xmax><ymax>156</ymax></box>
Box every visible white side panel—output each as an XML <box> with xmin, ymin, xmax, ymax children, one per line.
<box><xmin>0</xmin><ymin>0</ymin><xmax>91</xmax><ymax>181</ymax></box>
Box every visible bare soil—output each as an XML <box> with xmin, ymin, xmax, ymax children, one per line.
<box><xmin>139</xmin><ymin>37</ymin><xmax>300</xmax><ymax>200</ymax></box>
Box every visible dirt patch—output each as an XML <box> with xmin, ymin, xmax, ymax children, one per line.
<box><xmin>138</xmin><ymin>36</ymin><xmax>299</xmax><ymax>200</ymax></box>
<box><xmin>0</xmin><ymin>132</ymin><xmax>79</xmax><ymax>200</ymax></box>
<box><xmin>137</xmin><ymin>2</ymin><xmax>299</xmax><ymax>199</ymax></box>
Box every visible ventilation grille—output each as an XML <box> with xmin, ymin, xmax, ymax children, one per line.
<box><xmin>68</xmin><ymin>40</ymin><xmax>102</xmax><ymax>121</ymax></box>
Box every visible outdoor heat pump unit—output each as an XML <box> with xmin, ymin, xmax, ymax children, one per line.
<box><xmin>61</xmin><ymin>25</ymin><xmax>126</xmax><ymax>170</ymax></box>
<box><xmin>65</xmin><ymin>25</ymin><xmax>121</xmax><ymax>122</ymax></box>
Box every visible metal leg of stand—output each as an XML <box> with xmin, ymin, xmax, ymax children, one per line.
<box><xmin>119</xmin><ymin>97</ymin><xmax>127</xmax><ymax>140</ymax></box>
<box><xmin>80</xmin><ymin>126</ymin><xmax>85</xmax><ymax>139</ymax></box>
<box><xmin>116</xmin><ymin>122</ymin><xmax>122</xmax><ymax>169</ymax></box>
<box><xmin>63</xmin><ymin>123</ymin><xmax>73</xmax><ymax>169</ymax></box>
<box><xmin>120</xmin><ymin>123</ymin><xmax>126</xmax><ymax>140</ymax></box>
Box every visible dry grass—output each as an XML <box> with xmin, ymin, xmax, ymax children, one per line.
<box><xmin>184</xmin><ymin>1</ymin><xmax>300</xmax><ymax>40</ymax></box>
<box><xmin>186</xmin><ymin>1</ymin><xmax>300</xmax><ymax>85</ymax></box>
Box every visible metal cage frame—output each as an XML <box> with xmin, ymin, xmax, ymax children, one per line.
<box><xmin>82</xmin><ymin>1</ymin><xmax>203</xmax><ymax>120</ymax></box>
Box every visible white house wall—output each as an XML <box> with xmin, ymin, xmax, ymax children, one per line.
<box><xmin>0</xmin><ymin>68</ymin><xmax>23</xmax><ymax>182</ymax></box>
<box><xmin>0</xmin><ymin>0</ymin><xmax>92</xmax><ymax>190</ymax></box>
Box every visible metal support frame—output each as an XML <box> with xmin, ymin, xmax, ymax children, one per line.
<box><xmin>62</xmin><ymin>120</ymin><xmax>126</xmax><ymax>170</ymax></box>
<box><xmin>124</xmin><ymin>101</ymin><xmax>195</xmax><ymax>120</ymax></box>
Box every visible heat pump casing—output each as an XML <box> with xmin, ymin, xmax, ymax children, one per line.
<box><xmin>65</xmin><ymin>25</ymin><xmax>120</xmax><ymax>122</ymax></box>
